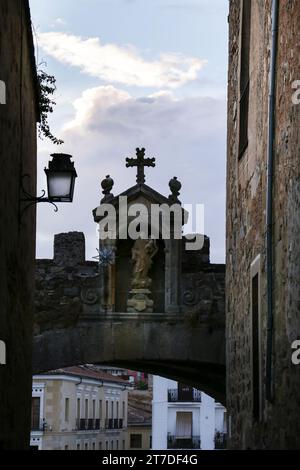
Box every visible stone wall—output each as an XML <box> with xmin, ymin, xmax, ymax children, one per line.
<box><xmin>0</xmin><ymin>1</ymin><xmax>39</xmax><ymax>449</ymax></box>
<box><xmin>34</xmin><ymin>232</ymin><xmax>226</xmax><ymax>403</ymax></box>
<box><xmin>227</xmin><ymin>0</ymin><xmax>300</xmax><ymax>449</ymax></box>
<box><xmin>35</xmin><ymin>232</ymin><xmax>225</xmax><ymax>332</ymax></box>
<box><xmin>35</xmin><ymin>233</ymin><xmax>99</xmax><ymax>334</ymax></box>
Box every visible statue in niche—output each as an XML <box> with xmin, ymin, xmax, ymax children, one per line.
<box><xmin>131</xmin><ymin>239</ymin><xmax>158</xmax><ymax>289</ymax></box>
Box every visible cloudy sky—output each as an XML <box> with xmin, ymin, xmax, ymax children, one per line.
<box><xmin>30</xmin><ymin>0</ymin><xmax>228</xmax><ymax>263</ymax></box>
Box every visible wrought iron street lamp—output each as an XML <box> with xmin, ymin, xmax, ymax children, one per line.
<box><xmin>21</xmin><ymin>153</ymin><xmax>77</xmax><ymax>216</ymax></box>
<box><xmin>45</xmin><ymin>153</ymin><xmax>77</xmax><ymax>203</ymax></box>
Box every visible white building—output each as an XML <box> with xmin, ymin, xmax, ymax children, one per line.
<box><xmin>30</xmin><ymin>366</ymin><xmax>131</xmax><ymax>450</ymax></box>
<box><xmin>152</xmin><ymin>376</ymin><xmax>226</xmax><ymax>450</ymax></box>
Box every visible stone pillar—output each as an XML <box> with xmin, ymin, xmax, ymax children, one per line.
<box><xmin>98</xmin><ymin>238</ymin><xmax>116</xmax><ymax>313</ymax></box>
<box><xmin>165</xmin><ymin>237</ymin><xmax>181</xmax><ymax>314</ymax></box>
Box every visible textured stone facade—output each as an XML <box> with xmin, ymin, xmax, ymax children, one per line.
<box><xmin>0</xmin><ymin>0</ymin><xmax>39</xmax><ymax>449</ymax></box>
<box><xmin>34</xmin><ymin>232</ymin><xmax>226</xmax><ymax>403</ymax></box>
<box><xmin>227</xmin><ymin>0</ymin><xmax>300</xmax><ymax>449</ymax></box>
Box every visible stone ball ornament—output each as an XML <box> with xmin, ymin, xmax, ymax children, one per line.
<box><xmin>101</xmin><ymin>175</ymin><xmax>114</xmax><ymax>202</ymax></box>
<box><xmin>169</xmin><ymin>176</ymin><xmax>182</xmax><ymax>203</ymax></box>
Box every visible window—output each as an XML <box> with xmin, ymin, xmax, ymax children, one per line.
<box><xmin>105</xmin><ymin>401</ymin><xmax>108</xmax><ymax>419</ymax></box>
<box><xmin>77</xmin><ymin>398</ymin><xmax>81</xmax><ymax>420</ymax></box>
<box><xmin>85</xmin><ymin>443</ymin><xmax>88</xmax><ymax>451</ymax></box>
<box><xmin>122</xmin><ymin>401</ymin><xmax>125</xmax><ymax>419</ymax></box>
<box><xmin>176</xmin><ymin>412</ymin><xmax>192</xmax><ymax>438</ymax></box>
<box><xmin>99</xmin><ymin>442</ymin><xmax>102</xmax><ymax>450</ymax></box>
<box><xmin>239</xmin><ymin>0</ymin><xmax>252</xmax><ymax>158</ymax></box>
<box><xmin>251</xmin><ymin>255</ymin><xmax>262</xmax><ymax>420</ymax></box>
<box><xmin>116</xmin><ymin>401</ymin><xmax>119</xmax><ymax>419</ymax></box>
<box><xmin>99</xmin><ymin>400</ymin><xmax>102</xmax><ymax>419</ymax></box>
<box><xmin>106</xmin><ymin>441</ymin><xmax>109</xmax><ymax>450</ymax></box>
<box><xmin>77</xmin><ymin>443</ymin><xmax>80</xmax><ymax>450</ymax></box>
<box><xmin>252</xmin><ymin>274</ymin><xmax>260</xmax><ymax>419</ymax></box>
<box><xmin>31</xmin><ymin>397</ymin><xmax>41</xmax><ymax>431</ymax></box>
<box><xmin>122</xmin><ymin>440</ymin><xmax>125</xmax><ymax>450</ymax></box>
<box><xmin>111</xmin><ymin>401</ymin><xmax>114</xmax><ymax>419</ymax></box>
<box><xmin>178</xmin><ymin>383</ymin><xmax>193</xmax><ymax>402</ymax></box>
<box><xmin>223</xmin><ymin>411</ymin><xmax>228</xmax><ymax>434</ymax></box>
<box><xmin>116</xmin><ymin>440</ymin><xmax>119</xmax><ymax>450</ymax></box>
<box><xmin>130</xmin><ymin>434</ymin><xmax>142</xmax><ymax>449</ymax></box>
<box><xmin>85</xmin><ymin>399</ymin><xmax>89</xmax><ymax>419</ymax></box>
<box><xmin>65</xmin><ymin>398</ymin><xmax>70</xmax><ymax>423</ymax></box>
<box><xmin>111</xmin><ymin>441</ymin><xmax>114</xmax><ymax>450</ymax></box>
<box><xmin>64</xmin><ymin>445</ymin><xmax>69</xmax><ymax>450</ymax></box>
<box><xmin>92</xmin><ymin>400</ymin><xmax>96</xmax><ymax>420</ymax></box>
<box><xmin>92</xmin><ymin>442</ymin><xmax>95</xmax><ymax>451</ymax></box>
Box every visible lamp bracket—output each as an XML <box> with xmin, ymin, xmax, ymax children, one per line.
<box><xmin>20</xmin><ymin>174</ymin><xmax>59</xmax><ymax>218</ymax></box>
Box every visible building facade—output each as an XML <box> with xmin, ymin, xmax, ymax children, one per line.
<box><xmin>127</xmin><ymin>389</ymin><xmax>152</xmax><ymax>450</ymax></box>
<box><xmin>30</xmin><ymin>367</ymin><xmax>130</xmax><ymax>450</ymax></box>
<box><xmin>227</xmin><ymin>0</ymin><xmax>300</xmax><ymax>448</ymax></box>
<box><xmin>152</xmin><ymin>376</ymin><xmax>226</xmax><ymax>450</ymax></box>
<box><xmin>0</xmin><ymin>0</ymin><xmax>39</xmax><ymax>449</ymax></box>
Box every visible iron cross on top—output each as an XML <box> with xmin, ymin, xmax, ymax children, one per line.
<box><xmin>126</xmin><ymin>148</ymin><xmax>156</xmax><ymax>184</ymax></box>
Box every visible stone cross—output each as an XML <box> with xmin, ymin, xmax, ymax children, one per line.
<box><xmin>126</xmin><ymin>148</ymin><xmax>156</xmax><ymax>184</ymax></box>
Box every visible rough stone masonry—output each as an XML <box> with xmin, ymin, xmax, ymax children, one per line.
<box><xmin>226</xmin><ymin>0</ymin><xmax>300</xmax><ymax>449</ymax></box>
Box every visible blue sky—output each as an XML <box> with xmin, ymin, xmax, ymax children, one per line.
<box><xmin>30</xmin><ymin>0</ymin><xmax>229</xmax><ymax>263</ymax></box>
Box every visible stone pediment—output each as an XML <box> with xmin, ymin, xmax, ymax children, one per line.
<box><xmin>113</xmin><ymin>183</ymin><xmax>171</xmax><ymax>206</ymax></box>
<box><xmin>93</xmin><ymin>183</ymin><xmax>173</xmax><ymax>224</ymax></box>
<box><xmin>93</xmin><ymin>181</ymin><xmax>187</xmax><ymax>225</ymax></box>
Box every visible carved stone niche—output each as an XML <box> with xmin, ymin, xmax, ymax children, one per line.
<box><xmin>93</xmin><ymin>181</ymin><xmax>186</xmax><ymax>315</ymax></box>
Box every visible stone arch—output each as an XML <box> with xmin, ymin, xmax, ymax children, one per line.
<box><xmin>33</xmin><ymin>320</ymin><xmax>226</xmax><ymax>405</ymax></box>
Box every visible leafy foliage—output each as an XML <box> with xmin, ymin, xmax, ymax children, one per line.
<box><xmin>37</xmin><ymin>70</ymin><xmax>64</xmax><ymax>145</ymax></box>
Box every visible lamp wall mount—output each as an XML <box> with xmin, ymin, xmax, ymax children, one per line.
<box><xmin>20</xmin><ymin>174</ymin><xmax>59</xmax><ymax>218</ymax></box>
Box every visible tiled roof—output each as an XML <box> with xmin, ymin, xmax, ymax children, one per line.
<box><xmin>42</xmin><ymin>366</ymin><xmax>130</xmax><ymax>386</ymax></box>
<box><xmin>128</xmin><ymin>391</ymin><xmax>152</xmax><ymax>425</ymax></box>
<box><xmin>128</xmin><ymin>404</ymin><xmax>152</xmax><ymax>425</ymax></box>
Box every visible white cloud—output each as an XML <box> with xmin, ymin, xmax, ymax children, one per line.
<box><xmin>36</xmin><ymin>85</ymin><xmax>226</xmax><ymax>264</ymax></box>
<box><xmin>54</xmin><ymin>18</ymin><xmax>66</xmax><ymax>26</ymax></box>
<box><xmin>38</xmin><ymin>32</ymin><xmax>206</xmax><ymax>88</ymax></box>
<box><xmin>50</xmin><ymin>18</ymin><xmax>67</xmax><ymax>28</ymax></box>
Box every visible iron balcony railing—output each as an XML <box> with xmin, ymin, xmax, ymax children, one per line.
<box><xmin>167</xmin><ymin>389</ymin><xmax>202</xmax><ymax>403</ymax></box>
<box><xmin>214</xmin><ymin>432</ymin><xmax>227</xmax><ymax>450</ymax></box>
<box><xmin>105</xmin><ymin>418</ymin><xmax>124</xmax><ymax>430</ymax></box>
<box><xmin>31</xmin><ymin>424</ymin><xmax>45</xmax><ymax>432</ymax></box>
<box><xmin>167</xmin><ymin>436</ymin><xmax>201</xmax><ymax>450</ymax></box>
<box><xmin>31</xmin><ymin>420</ymin><xmax>46</xmax><ymax>432</ymax></box>
<box><xmin>76</xmin><ymin>419</ymin><xmax>102</xmax><ymax>431</ymax></box>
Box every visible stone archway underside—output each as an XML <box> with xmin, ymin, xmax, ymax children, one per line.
<box><xmin>33</xmin><ymin>318</ymin><xmax>226</xmax><ymax>404</ymax></box>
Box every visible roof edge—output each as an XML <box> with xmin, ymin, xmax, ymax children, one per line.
<box><xmin>24</xmin><ymin>0</ymin><xmax>40</xmax><ymax>121</ymax></box>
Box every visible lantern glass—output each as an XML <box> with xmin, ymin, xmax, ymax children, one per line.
<box><xmin>47</xmin><ymin>172</ymin><xmax>75</xmax><ymax>202</ymax></box>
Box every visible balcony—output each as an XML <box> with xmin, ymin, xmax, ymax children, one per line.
<box><xmin>76</xmin><ymin>419</ymin><xmax>102</xmax><ymax>431</ymax></box>
<box><xmin>31</xmin><ymin>424</ymin><xmax>45</xmax><ymax>432</ymax></box>
<box><xmin>31</xmin><ymin>420</ymin><xmax>46</xmax><ymax>432</ymax></box>
<box><xmin>168</xmin><ymin>389</ymin><xmax>201</xmax><ymax>403</ymax></box>
<box><xmin>167</xmin><ymin>436</ymin><xmax>201</xmax><ymax>450</ymax></box>
<box><xmin>214</xmin><ymin>432</ymin><xmax>227</xmax><ymax>450</ymax></box>
<box><xmin>105</xmin><ymin>418</ymin><xmax>124</xmax><ymax>430</ymax></box>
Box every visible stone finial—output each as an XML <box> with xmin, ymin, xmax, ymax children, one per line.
<box><xmin>168</xmin><ymin>176</ymin><xmax>182</xmax><ymax>203</ymax></box>
<box><xmin>101</xmin><ymin>175</ymin><xmax>114</xmax><ymax>202</ymax></box>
